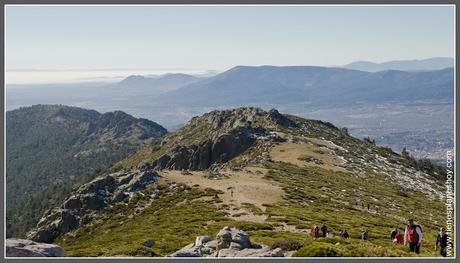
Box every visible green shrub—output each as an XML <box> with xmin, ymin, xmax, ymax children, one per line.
<box><xmin>271</xmin><ymin>239</ymin><xmax>305</xmax><ymax>251</ymax></box>
<box><xmin>126</xmin><ymin>246</ymin><xmax>158</xmax><ymax>257</ymax></box>
<box><xmin>293</xmin><ymin>242</ymin><xmax>343</xmax><ymax>257</ymax></box>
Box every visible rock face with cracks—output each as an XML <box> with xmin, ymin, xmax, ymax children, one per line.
<box><xmin>141</xmin><ymin>108</ymin><xmax>292</xmax><ymax>171</ymax></box>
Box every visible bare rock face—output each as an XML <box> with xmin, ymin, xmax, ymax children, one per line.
<box><xmin>152</xmin><ymin>124</ymin><xmax>278</xmax><ymax>172</ymax></box>
<box><xmin>151</xmin><ymin>127</ymin><xmax>259</xmax><ymax>171</ymax></box>
<box><xmin>139</xmin><ymin>107</ymin><xmax>296</xmax><ymax>172</ymax></box>
<box><xmin>267</xmin><ymin>109</ymin><xmax>298</xmax><ymax>128</ymax></box>
<box><xmin>6</xmin><ymin>239</ymin><xmax>66</xmax><ymax>257</ymax></box>
<box><xmin>27</xmin><ymin>170</ymin><xmax>159</xmax><ymax>243</ymax></box>
<box><xmin>170</xmin><ymin>226</ymin><xmax>284</xmax><ymax>258</ymax></box>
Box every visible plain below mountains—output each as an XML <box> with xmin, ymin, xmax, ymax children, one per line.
<box><xmin>6</xmin><ymin>105</ymin><xmax>167</xmax><ymax>238</ymax></box>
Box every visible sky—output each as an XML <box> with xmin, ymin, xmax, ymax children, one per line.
<box><xmin>5</xmin><ymin>5</ymin><xmax>456</xmax><ymax>83</ymax></box>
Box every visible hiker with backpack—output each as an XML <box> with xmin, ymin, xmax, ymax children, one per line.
<box><xmin>321</xmin><ymin>223</ymin><xmax>328</xmax><ymax>238</ymax></box>
<box><xmin>341</xmin><ymin>230</ymin><xmax>350</xmax><ymax>239</ymax></box>
<box><xmin>361</xmin><ymin>229</ymin><xmax>369</xmax><ymax>240</ymax></box>
<box><xmin>312</xmin><ymin>224</ymin><xmax>320</xmax><ymax>239</ymax></box>
<box><xmin>404</xmin><ymin>219</ymin><xmax>422</xmax><ymax>254</ymax></box>
<box><xmin>391</xmin><ymin>227</ymin><xmax>404</xmax><ymax>244</ymax></box>
<box><xmin>390</xmin><ymin>227</ymin><xmax>398</xmax><ymax>240</ymax></box>
<box><xmin>393</xmin><ymin>232</ymin><xmax>404</xmax><ymax>244</ymax></box>
<box><xmin>436</xmin><ymin>227</ymin><xmax>449</xmax><ymax>257</ymax></box>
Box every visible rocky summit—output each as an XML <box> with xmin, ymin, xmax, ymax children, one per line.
<box><xmin>131</xmin><ymin>107</ymin><xmax>291</xmax><ymax>171</ymax></box>
<box><xmin>21</xmin><ymin>107</ymin><xmax>448</xmax><ymax>257</ymax></box>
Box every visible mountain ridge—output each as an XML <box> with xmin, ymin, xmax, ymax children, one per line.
<box><xmin>343</xmin><ymin>57</ymin><xmax>454</xmax><ymax>72</ymax></box>
<box><xmin>155</xmin><ymin>66</ymin><xmax>453</xmax><ymax>107</ymax></box>
<box><xmin>117</xmin><ymin>73</ymin><xmax>200</xmax><ymax>93</ymax></box>
<box><xmin>6</xmin><ymin>104</ymin><xmax>167</xmax><ymax>238</ymax></box>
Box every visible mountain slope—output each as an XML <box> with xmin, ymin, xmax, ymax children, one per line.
<box><xmin>28</xmin><ymin>107</ymin><xmax>447</xmax><ymax>257</ymax></box>
<box><xmin>156</xmin><ymin>66</ymin><xmax>453</xmax><ymax>106</ymax></box>
<box><xmin>6</xmin><ymin>105</ymin><xmax>167</xmax><ymax>238</ymax></box>
<box><xmin>344</xmin><ymin>57</ymin><xmax>454</xmax><ymax>72</ymax></box>
<box><xmin>117</xmin><ymin>73</ymin><xmax>200</xmax><ymax>93</ymax></box>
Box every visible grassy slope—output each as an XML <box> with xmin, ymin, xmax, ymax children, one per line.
<box><xmin>57</xmin><ymin>111</ymin><xmax>449</xmax><ymax>257</ymax></box>
<box><xmin>58</xmin><ymin>164</ymin><xmax>446</xmax><ymax>257</ymax></box>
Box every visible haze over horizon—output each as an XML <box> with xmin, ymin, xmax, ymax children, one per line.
<box><xmin>6</xmin><ymin>5</ymin><xmax>454</xmax><ymax>73</ymax></box>
<box><xmin>5</xmin><ymin>57</ymin><xmax>455</xmax><ymax>84</ymax></box>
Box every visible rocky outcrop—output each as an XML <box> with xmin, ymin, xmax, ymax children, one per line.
<box><xmin>6</xmin><ymin>239</ymin><xmax>66</xmax><ymax>257</ymax></box>
<box><xmin>137</xmin><ymin>108</ymin><xmax>296</xmax><ymax>172</ymax></box>
<box><xmin>27</xmin><ymin>170</ymin><xmax>159</xmax><ymax>243</ymax></box>
<box><xmin>148</xmin><ymin>127</ymin><xmax>265</xmax><ymax>170</ymax></box>
<box><xmin>191</xmin><ymin>107</ymin><xmax>297</xmax><ymax>131</ymax></box>
<box><xmin>266</xmin><ymin>109</ymin><xmax>298</xmax><ymax>128</ymax></box>
<box><xmin>170</xmin><ymin>226</ymin><xmax>284</xmax><ymax>258</ymax></box>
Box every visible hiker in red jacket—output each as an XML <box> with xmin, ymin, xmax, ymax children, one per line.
<box><xmin>393</xmin><ymin>233</ymin><xmax>404</xmax><ymax>244</ymax></box>
<box><xmin>404</xmin><ymin>219</ymin><xmax>423</xmax><ymax>254</ymax></box>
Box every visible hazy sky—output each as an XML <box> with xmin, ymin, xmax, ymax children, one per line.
<box><xmin>6</xmin><ymin>5</ymin><xmax>455</xmax><ymax>71</ymax></box>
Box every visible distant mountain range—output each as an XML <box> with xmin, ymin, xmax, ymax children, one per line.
<box><xmin>117</xmin><ymin>73</ymin><xmax>200</xmax><ymax>93</ymax></box>
<box><xmin>155</xmin><ymin>65</ymin><xmax>453</xmax><ymax>106</ymax></box>
<box><xmin>343</xmin><ymin>57</ymin><xmax>454</xmax><ymax>72</ymax></box>
<box><xmin>5</xmin><ymin>59</ymin><xmax>454</xmax><ymax>161</ymax></box>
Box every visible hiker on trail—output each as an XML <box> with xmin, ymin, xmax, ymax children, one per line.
<box><xmin>327</xmin><ymin>231</ymin><xmax>334</xmax><ymax>238</ymax></box>
<box><xmin>321</xmin><ymin>223</ymin><xmax>328</xmax><ymax>238</ymax></box>
<box><xmin>227</xmin><ymin>187</ymin><xmax>234</xmax><ymax>198</ymax></box>
<box><xmin>404</xmin><ymin>219</ymin><xmax>423</xmax><ymax>254</ymax></box>
<box><xmin>393</xmin><ymin>232</ymin><xmax>404</xmax><ymax>244</ymax></box>
<box><xmin>313</xmin><ymin>225</ymin><xmax>320</xmax><ymax>239</ymax></box>
<box><xmin>361</xmin><ymin>229</ymin><xmax>369</xmax><ymax>240</ymax></box>
<box><xmin>390</xmin><ymin>227</ymin><xmax>399</xmax><ymax>240</ymax></box>
<box><xmin>392</xmin><ymin>228</ymin><xmax>403</xmax><ymax>245</ymax></box>
<box><xmin>436</xmin><ymin>227</ymin><xmax>449</xmax><ymax>257</ymax></box>
<box><xmin>341</xmin><ymin>230</ymin><xmax>350</xmax><ymax>239</ymax></box>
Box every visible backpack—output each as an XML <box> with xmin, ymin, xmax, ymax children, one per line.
<box><xmin>407</xmin><ymin>224</ymin><xmax>422</xmax><ymax>232</ymax></box>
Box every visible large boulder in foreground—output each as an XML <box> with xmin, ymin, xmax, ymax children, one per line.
<box><xmin>6</xmin><ymin>239</ymin><xmax>66</xmax><ymax>257</ymax></box>
<box><xmin>170</xmin><ymin>226</ymin><xmax>284</xmax><ymax>258</ymax></box>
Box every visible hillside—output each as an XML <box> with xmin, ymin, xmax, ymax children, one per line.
<box><xmin>26</xmin><ymin>107</ymin><xmax>448</xmax><ymax>257</ymax></box>
<box><xmin>6</xmin><ymin>105</ymin><xmax>167</xmax><ymax>238</ymax></box>
<box><xmin>117</xmin><ymin>73</ymin><xmax>200</xmax><ymax>93</ymax></box>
